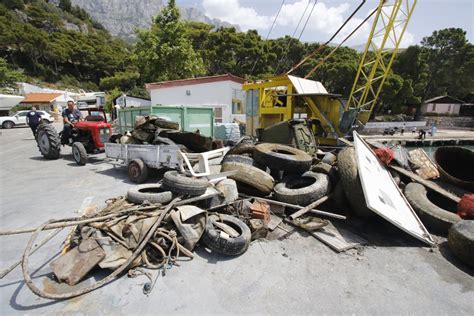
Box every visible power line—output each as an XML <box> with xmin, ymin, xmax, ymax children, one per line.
<box><xmin>287</xmin><ymin>0</ymin><xmax>366</xmax><ymax>75</ymax></box>
<box><xmin>274</xmin><ymin>0</ymin><xmax>314</xmax><ymax>75</ymax></box>
<box><xmin>250</xmin><ymin>0</ymin><xmax>285</xmax><ymax>75</ymax></box>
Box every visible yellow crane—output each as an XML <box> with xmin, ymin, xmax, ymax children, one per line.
<box><xmin>243</xmin><ymin>0</ymin><xmax>417</xmax><ymax>145</ymax></box>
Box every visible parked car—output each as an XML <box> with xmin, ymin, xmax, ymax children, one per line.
<box><xmin>0</xmin><ymin>110</ymin><xmax>55</xmax><ymax>129</ymax></box>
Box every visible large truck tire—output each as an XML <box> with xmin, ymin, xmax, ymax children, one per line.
<box><xmin>36</xmin><ymin>124</ymin><xmax>61</xmax><ymax>159</ymax></box>
<box><xmin>221</xmin><ymin>162</ymin><xmax>275</xmax><ymax>195</ymax></box>
<box><xmin>448</xmin><ymin>220</ymin><xmax>474</xmax><ymax>268</ymax></box>
<box><xmin>274</xmin><ymin>171</ymin><xmax>331</xmax><ymax>206</ymax></box>
<box><xmin>162</xmin><ymin>171</ymin><xmax>208</xmax><ymax>196</ymax></box>
<box><xmin>202</xmin><ymin>214</ymin><xmax>251</xmax><ymax>256</ymax></box>
<box><xmin>404</xmin><ymin>182</ymin><xmax>461</xmax><ymax>235</ymax></box>
<box><xmin>253</xmin><ymin>143</ymin><xmax>312</xmax><ymax>173</ymax></box>
<box><xmin>337</xmin><ymin>147</ymin><xmax>373</xmax><ymax>218</ymax></box>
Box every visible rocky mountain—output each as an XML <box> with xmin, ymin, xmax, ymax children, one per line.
<box><xmin>68</xmin><ymin>0</ymin><xmax>240</xmax><ymax>42</ymax></box>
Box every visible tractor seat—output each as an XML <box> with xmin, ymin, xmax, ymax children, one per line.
<box><xmin>85</xmin><ymin>115</ymin><xmax>104</xmax><ymax>122</ymax></box>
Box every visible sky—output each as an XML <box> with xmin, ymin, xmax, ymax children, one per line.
<box><xmin>176</xmin><ymin>0</ymin><xmax>474</xmax><ymax>48</ymax></box>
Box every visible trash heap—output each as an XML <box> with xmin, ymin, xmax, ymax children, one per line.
<box><xmin>3</xmin><ymin>134</ymin><xmax>473</xmax><ymax>300</ymax></box>
<box><xmin>110</xmin><ymin>115</ymin><xmax>219</xmax><ymax>152</ymax></box>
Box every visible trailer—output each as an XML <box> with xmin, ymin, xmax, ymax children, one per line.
<box><xmin>105</xmin><ymin>143</ymin><xmax>229</xmax><ymax>183</ymax></box>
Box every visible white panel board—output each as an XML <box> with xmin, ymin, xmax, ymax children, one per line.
<box><xmin>353</xmin><ymin>132</ymin><xmax>434</xmax><ymax>245</ymax></box>
<box><xmin>288</xmin><ymin>75</ymin><xmax>328</xmax><ymax>94</ymax></box>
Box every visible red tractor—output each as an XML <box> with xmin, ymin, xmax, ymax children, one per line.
<box><xmin>35</xmin><ymin>108</ymin><xmax>112</xmax><ymax>165</ymax></box>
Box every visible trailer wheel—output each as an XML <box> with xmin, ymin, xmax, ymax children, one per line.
<box><xmin>72</xmin><ymin>142</ymin><xmax>87</xmax><ymax>165</ymax></box>
<box><xmin>128</xmin><ymin>159</ymin><xmax>149</xmax><ymax>183</ymax></box>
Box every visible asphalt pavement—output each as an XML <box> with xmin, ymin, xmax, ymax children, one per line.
<box><xmin>0</xmin><ymin>124</ymin><xmax>472</xmax><ymax>314</ymax></box>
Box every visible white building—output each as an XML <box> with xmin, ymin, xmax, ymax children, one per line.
<box><xmin>146</xmin><ymin>74</ymin><xmax>246</xmax><ymax>123</ymax></box>
<box><xmin>421</xmin><ymin>96</ymin><xmax>463</xmax><ymax>115</ymax></box>
<box><xmin>114</xmin><ymin>95</ymin><xmax>151</xmax><ymax>108</ymax></box>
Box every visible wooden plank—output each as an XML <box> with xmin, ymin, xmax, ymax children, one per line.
<box><xmin>289</xmin><ymin>195</ymin><xmax>330</xmax><ymax>220</ymax></box>
<box><xmin>239</xmin><ymin>194</ymin><xmax>345</xmax><ymax>220</ymax></box>
<box><xmin>311</xmin><ymin>222</ymin><xmax>367</xmax><ymax>252</ymax></box>
<box><xmin>389</xmin><ymin>165</ymin><xmax>460</xmax><ymax>203</ymax></box>
<box><xmin>267</xmin><ymin>215</ymin><xmax>283</xmax><ymax>231</ymax></box>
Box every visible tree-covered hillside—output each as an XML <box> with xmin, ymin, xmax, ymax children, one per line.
<box><xmin>0</xmin><ymin>0</ymin><xmax>131</xmax><ymax>90</ymax></box>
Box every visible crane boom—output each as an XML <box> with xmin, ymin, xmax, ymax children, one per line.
<box><xmin>347</xmin><ymin>0</ymin><xmax>417</xmax><ymax>124</ymax></box>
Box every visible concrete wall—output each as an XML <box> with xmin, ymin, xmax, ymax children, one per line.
<box><xmin>421</xmin><ymin>103</ymin><xmax>461</xmax><ymax>115</ymax></box>
<box><xmin>149</xmin><ymin>81</ymin><xmax>245</xmax><ymax>123</ymax></box>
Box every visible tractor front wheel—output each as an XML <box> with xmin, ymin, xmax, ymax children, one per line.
<box><xmin>36</xmin><ymin>124</ymin><xmax>61</xmax><ymax>159</ymax></box>
<box><xmin>72</xmin><ymin>142</ymin><xmax>87</xmax><ymax>165</ymax></box>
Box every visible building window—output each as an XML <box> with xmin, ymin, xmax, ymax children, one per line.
<box><xmin>448</xmin><ymin>105</ymin><xmax>451</xmax><ymax>112</ymax></box>
<box><xmin>232</xmin><ymin>99</ymin><xmax>243</xmax><ymax>114</ymax></box>
<box><xmin>214</xmin><ymin>107</ymin><xmax>223</xmax><ymax>123</ymax></box>
<box><xmin>186</xmin><ymin>90</ymin><xmax>191</xmax><ymax>96</ymax></box>
<box><xmin>432</xmin><ymin>104</ymin><xmax>436</xmax><ymax>111</ymax></box>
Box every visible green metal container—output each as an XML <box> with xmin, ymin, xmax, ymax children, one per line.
<box><xmin>117</xmin><ymin>106</ymin><xmax>151</xmax><ymax>133</ymax></box>
<box><xmin>151</xmin><ymin>105</ymin><xmax>214</xmax><ymax>137</ymax></box>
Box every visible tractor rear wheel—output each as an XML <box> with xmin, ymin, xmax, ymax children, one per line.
<box><xmin>72</xmin><ymin>142</ymin><xmax>87</xmax><ymax>165</ymax></box>
<box><xmin>36</xmin><ymin>124</ymin><xmax>61</xmax><ymax>159</ymax></box>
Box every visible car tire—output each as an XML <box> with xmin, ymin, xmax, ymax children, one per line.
<box><xmin>448</xmin><ymin>220</ymin><xmax>474</xmax><ymax>268</ymax></box>
<box><xmin>337</xmin><ymin>147</ymin><xmax>373</xmax><ymax>218</ymax></box>
<box><xmin>253</xmin><ymin>143</ymin><xmax>312</xmax><ymax>173</ymax></box>
<box><xmin>2</xmin><ymin>121</ymin><xmax>15</xmax><ymax>129</ymax></box>
<box><xmin>128</xmin><ymin>159</ymin><xmax>149</xmax><ymax>184</ymax></box>
<box><xmin>72</xmin><ymin>142</ymin><xmax>87</xmax><ymax>165</ymax></box>
<box><xmin>274</xmin><ymin>171</ymin><xmax>331</xmax><ymax>206</ymax></box>
<box><xmin>36</xmin><ymin>124</ymin><xmax>61</xmax><ymax>159</ymax></box>
<box><xmin>162</xmin><ymin>171</ymin><xmax>208</xmax><ymax>196</ymax></box>
<box><xmin>202</xmin><ymin>214</ymin><xmax>251</xmax><ymax>256</ymax></box>
<box><xmin>221</xmin><ymin>162</ymin><xmax>275</xmax><ymax>195</ymax></box>
<box><xmin>126</xmin><ymin>184</ymin><xmax>173</xmax><ymax>204</ymax></box>
<box><xmin>404</xmin><ymin>182</ymin><xmax>461</xmax><ymax>235</ymax></box>
<box><xmin>222</xmin><ymin>154</ymin><xmax>265</xmax><ymax>170</ymax></box>
<box><xmin>227</xmin><ymin>143</ymin><xmax>255</xmax><ymax>156</ymax></box>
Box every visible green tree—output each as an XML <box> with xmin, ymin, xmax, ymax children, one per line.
<box><xmin>133</xmin><ymin>0</ymin><xmax>204</xmax><ymax>83</ymax></box>
<box><xmin>420</xmin><ymin>28</ymin><xmax>473</xmax><ymax>100</ymax></box>
<box><xmin>0</xmin><ymin>57</ymin><xmax>24</xmax><ymax>88</ymax></box>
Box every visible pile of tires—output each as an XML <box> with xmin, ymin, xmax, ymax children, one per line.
<box><xmin>221</xmin><ymin>143</ymin><xmax>332</xmax><ymax>206</ymax></box>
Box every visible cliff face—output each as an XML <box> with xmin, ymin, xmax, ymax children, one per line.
<box><xmin>70</xmin><ymin>0</ymin><xmax>239</xmax><ymax>41</ymax></box>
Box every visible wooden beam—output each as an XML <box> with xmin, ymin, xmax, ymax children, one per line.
<box><xmin>389</xmin><ymin>165</ymin><xmax>460</xmax><ymax>203</ymax></box>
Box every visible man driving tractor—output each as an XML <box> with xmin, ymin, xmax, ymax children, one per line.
<box><xmin>62</xmin><ymin>100</ymin><xmax>83</xmax><ymax>144</ymax></box>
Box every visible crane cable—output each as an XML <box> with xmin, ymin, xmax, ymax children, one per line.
<box><xmin>304</xmin><ymin>6</ymin><xmax>378</xmax><ymax>79</ymax></box>
<box><xmin>274</xmin><ymin>0</ymin><xmax>317</xmax><ymax>75</ymax></box>
<box><xmin>286</xmin><ymin>0</ymin><xmax>366</xmax><ymax>75</ymax></box>
<box><xmin>250</xmin><ymin>0</ymin><xmax>286</xmax><ymax>76</ymax></box>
